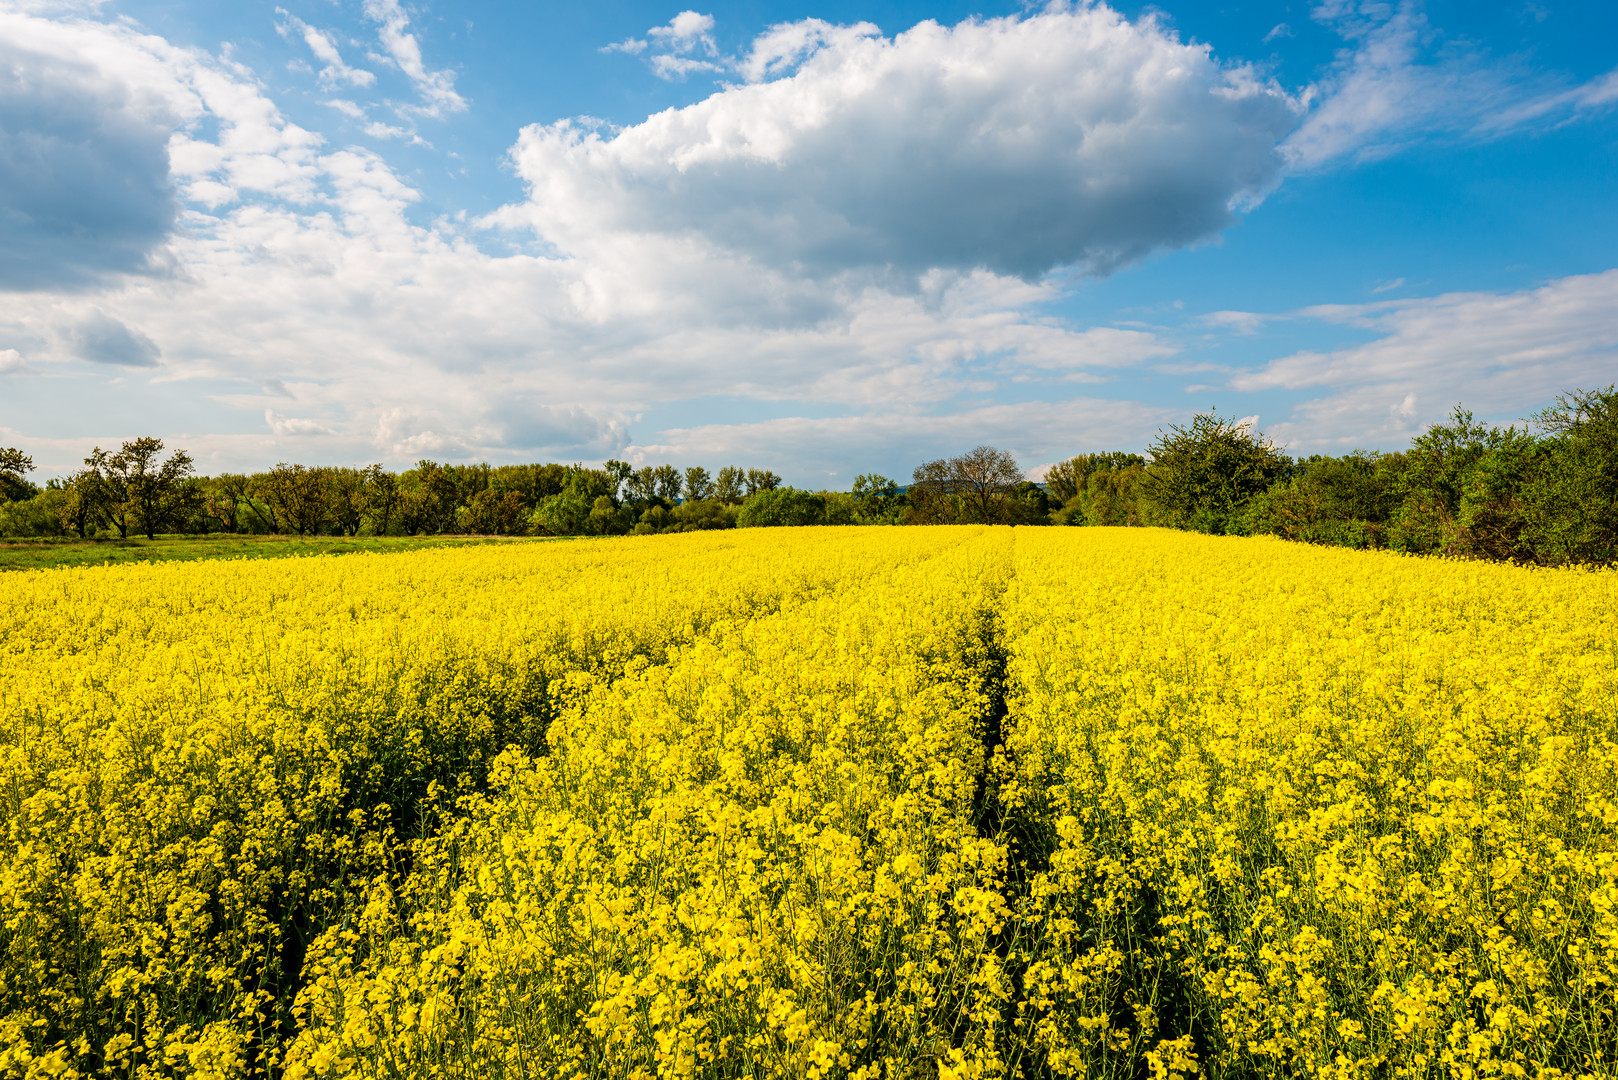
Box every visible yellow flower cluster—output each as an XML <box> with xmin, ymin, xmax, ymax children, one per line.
<box><xmin>1</xmin><ymin>532</ymin><xmax>970</xmax><ymax>1078</ymax></box>
<box><xmin>3</xmin><ymin>527</ymin><xmax>1614</xmax><ymax>1078</ymax></box>
<box><xmin>282</xmin><ymin>526</ymin><xmax>1016</xmax><ymax>1079</ymax></box>
<box><xmin>996</xmin><ymin>529</ymin><xmax>1618</xmax><ymax>1079</ymax></box>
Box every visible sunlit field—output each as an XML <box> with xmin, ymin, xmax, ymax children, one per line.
<box><xmin>2</xmin><ymin>528</ymin><xmax>1613</xmax><ymax>1079</ymax></box>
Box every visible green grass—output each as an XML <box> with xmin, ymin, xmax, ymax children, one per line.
<box><xmin>0</xmin><ymin>534</ymin><xmax>551</xmax><ymax>573</ymax></box>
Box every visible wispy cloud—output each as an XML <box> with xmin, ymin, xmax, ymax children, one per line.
<box><xmin>360</xmin><ymin>0</ymin><xmax>465</xmax><ymax>116</ymax></box>
<box><xmin>275</xmin><ymin>9</ymin><xmax>375</xmax><ymax>89</ymax></box>
<box><xmin>1284</xmin><ymin>0</ymin><xmax>1618</xmax><ymax>169</ymax></box>
<box><xmin>1199</xmin><ymin>310</ymin><xmax>1269</xmax><ymax>335</ymax></box>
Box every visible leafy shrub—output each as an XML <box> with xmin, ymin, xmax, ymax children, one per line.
<box><xmin>1138</xmin><ymin>413</ymin><xmax>1289</xmax><ymax>534</ymax></box>
<box><xmin>0</xmin><ymin>489</ymin><xmax>66</xmax><ymax>538</ymax></box>
<box><xmin>668</xmin><ymin>498</ymin><xmax>736</xmax><ymax>531</ymax></box>
<box><xmin>736</xmin><ymin>486</ymin><xmax>826</xmax><ymax>527</ymax></box>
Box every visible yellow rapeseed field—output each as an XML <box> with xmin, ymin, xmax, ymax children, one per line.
<box><xmin>1</xmin><ymin>527</ymin><xmax>1613</xmax><ymax>1079</ymax></box>
<box><xmin>997</xmin><ymin>530</ymin><xmax>1618</xmax><ymax>1080</ymax></box>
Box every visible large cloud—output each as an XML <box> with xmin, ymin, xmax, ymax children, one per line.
<box><xmin>499</xmin><ymin>4</ymin><xmax>1299</xmax><ymax>281</ymax></box>
<box><xmin>0</xmin><ymin>33</ymin><xmax>177</xmax><ymax>289</ymax></box>
<box><xmin>0</xmin><ymin>4</ymin><xmax>326</xmax><ymax>296</ymax></box>
<box><xmin>2</xmin><ymin>3</ymin><xmax>1227</xmax><ymax>475</ymax></box>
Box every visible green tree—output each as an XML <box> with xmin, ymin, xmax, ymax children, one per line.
<box><xmin>530</xmin><ymin>463</ymin><xmax>571</xmax><ymax>502</ymax></box>
<box><xmin>905</xmin><ymin>459</ymin><xmax>961</xmax><ymax>525</ymax></box>
<box><xmin>652</xmin><ymin>465</ymin><xmax>683</xmax><ymax>502</ymax></box>
<box><xmin>820</xmin><ymin>490</ymin><xmax>858</xmax><ymax>525</ymax></box>
<box><xmin>84</xmin><ymin>447</ymin><xmax>133</xmax><ymax>538</ymax></box>
<box><xmin>55</xmin><ymin>469</ymin><xmax>109</xmax><ymax>538</ymax></box>
<box><xmin>531</xmin><ymin>470</ymin><xmax>616</xmax><ymax>536</ymax></box>
<box><xmin>634</xmin><ymin>504</ymin><xmax>673</xmax><ymax>534</ymax></box>
<box><xmin>462</xmin><ymin>487</ymin><xmax>532</xmax><ymax>535</ymax></box>
<box><xmin>1240</xmin><ymin>452</ymin><xmax>1397</xmax><ymax>549</ymax></box>
<box><xmin>908</xmin><ymin>446</ymin><xmax>1024</xmax><ymax>524</ymax></box>
<box><xmin>265</xmin><ymin>463</ymin><xmax>332</xmax><ymax>537</ymax></box>
<box><xmin>363</xmin><ymin>466</ymin><xmax>400</xmax><ymax>536</ymax></box>
<box><xmin>671</xmin><ymin>498</ymin><xmax>738</xmax><ymax>531</ymax></box>
<box><xmin>0</xmin><ymin>447</ymin><xmax>34</xmax><ymax>503</ymax></box>
<box><xmin>683</xmin><ymin>466</ymin><xmax>714</xmax><ymax>502</ymax></box>
<box><xmin>444</xmin><ymin>462</ymin><xmax>492</xmax><ymax>508</ymax></box>
<box><xmin>951</xmin><ymin>446</ymin><xmax>1024</xmax><ymax>524</ymax></box>
<box><xmin>714</xmin><ymin>466</ymin><xmax>746</xmax><ymax>505</ymax></box>
<box><xmin>532</xmin><ymin>490</ymin><xmax>593</xmax><ymax>536</ymax></box>
<box><xmin>737</xmin><ymin>487</ymin><xmax>825</xmax><ymax>527</ymax></box>
<box><xmin>399</xmin><ymin>461</ymin><xmax>460</xmax><ymax>535</ymax></box>
<box><xmin>1387</xmin><ymin>407</ymin><xmax>1518</xmax><ymax>555</ymax></box>
<box><xmin>1139</xmin><ymin>413</ymin><xmax>1289</xmax><ymax>534</ymax></box>
<box><xmin>744</xmin><ymin>468</ymin><xmax>781</xmax><ymax>496</ymax></box>
<box><xmin>1045</xmin><ymin>453</ymin><xmax>1146</xmax><ymax>505</ymax></box>
<box><xmin>1523</xmin><ymin>384</ymin><xmax>1618</xmax><ymax>564</ymax></box>
<box><xmin>98</xmin><ymin>437</ymin><xmax>199</xmax><ymax>539</ymax></box>
<box><xmin>327</xmin><ymin>467</ymin><xmax>369</xmax><ymax>537</ymax></box>
<box><xmin>603</xmin><ymin>459</ymin><xmax>633</xmax><ymax>500</ymax></box>
<box><xmin>1080</xmin><ymin>463</ymin><xmax>1148</xmax><ymax>526</ymax></box>
<box><xmin>1009</xmin><ymin>480</ymin><xmax>1052</xmax><ymax>523</ymax></box>
<box><xmin>626</xmin><ymin>466</ymin><xmax>659</xmax><ymax>503</ymax></box>
<box><xmin>0</xmin><ymin>485</ymin><xmax>64</xmax><ymax>538</ymax></box>
<box><xmin>850</xmin><ymin>474</ymin><xmax>901</xmax><ymax>523</ymax></box>
<box><xmin>244</xmin><ymin>473</ymin><xmax>282</xmax><ymax>533</ymax></box>
<box><xmin>204</xmin><ymin>474</ymin><xmax>252</xmax><ymax>533</ymax></box>
<box><xmin>587</xmin><ymin>494</ymin><xmax>633</xmax><ymax>535</ymax></box>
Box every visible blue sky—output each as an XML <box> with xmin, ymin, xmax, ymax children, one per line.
<box><xmin>1</xmin><ymin>0</ymin><xmax>1614</xmax><ymax>483</ymax></box>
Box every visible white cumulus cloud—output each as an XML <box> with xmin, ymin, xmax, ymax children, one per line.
<box><xmin>607</xmin><ymin>10</ymin><xmax>724</xmax><ymax>80</ymax></box>
<box><xmin>511</xmin><ymin>4</ymin><xmax>1299</xmax><ymax>281</ymax></box>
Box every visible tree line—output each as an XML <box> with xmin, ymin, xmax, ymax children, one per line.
<box><xmin>0</xmin><ymin>451</ymin><xmax>797</xmax><ymax>540</ymax></box>
<box><xmin>0</xmin><ymin>440</ymin><xmax>1050</xmax><ymax>540</ymax></box>
<box><xmin>1041</xmin><ymin>384</ymin><xmax>1618</xmax><ymax>566</ymax></box>
<box><xmin>2</xmin><ymin>384</ymin><xmax>1612</xmax><ymax>564</ymax></box>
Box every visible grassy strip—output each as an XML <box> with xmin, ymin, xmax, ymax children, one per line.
<box><xmin>0</xmin><ymin>533</ymin><xmax>552</xmax><ymax>572</ymax></box>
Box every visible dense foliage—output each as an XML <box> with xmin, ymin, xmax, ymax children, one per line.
<box><xmin>1230</xmin><ymin>388</ymin><xmax>1618</xmax><ymax>564</ymax></box>
<box><xmin>1035</xmin><ymin>384</ymin><xmax>1618</xmax><ymax>566</ymax></box>
<box><xmin>1</xmin><ymin>528</ymin><xmax>1613</xmax><ymax>1078</ymax></box>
